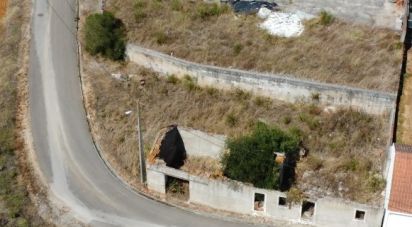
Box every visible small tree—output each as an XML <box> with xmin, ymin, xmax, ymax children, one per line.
<box><xmin>221</xmin><ymin>122</ymin><xmax>299</xmax><ymax>189</ymax></box>
<box><xmin>84</xmin><ymin>12</ymin><xmax>126</xmax><ymax>60</ymax></box>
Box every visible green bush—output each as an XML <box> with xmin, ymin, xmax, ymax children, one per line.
<box><xmin>233</xmin><ymin>43</ymin><xmax>243</xmax><ymax>55</ymax></box>
<box><xmin>319</xmin><ymin>11</ymin><xmax>334</xmax><ymax>26</ymax></box>
<box><xmin>225</xmin><ymin>113</ymin><xmax>238</xmax><ymax>127</ymax></box>
<box><xmin>171</xmin><ymin>0</ymin><xmax>183</xmax><ymax>11</ymax></box>
<box><xmin>222</xmin><ymin>123</ymin><xmax>300</xmax><ymax>189</ymax></box>
<box><xmin>134</xmin><ymin>0</ymin><xmax>147</xmax><ymax>21</ymax></box>
<box><xmin>182</xmin><ymin>75</ymin><xmax>198</xmax><ymax>91</ymax></box>
<box><xmin>84</xmin><ymin>12</ymin><xmax>126</xmax><ymax>60</ymax></box>
<box><xmin>153</xmin><ymin>31</ymin><xmax>170</xmax><ymax>45</ymax></box>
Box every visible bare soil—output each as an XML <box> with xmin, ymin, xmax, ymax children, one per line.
<box><xmin>105</xmin><ymin>0</ymin><xmax>402</xmax><ymax>92</ymax></box>
<box><xmin>0</xmin><ymin>0</ymin><xmax>7</xmax><ymax>20</ymax></box>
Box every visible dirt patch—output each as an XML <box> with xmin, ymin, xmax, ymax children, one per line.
<box><xmin>105</xmin><ymin>0</ymin><xmax>402</xmax><ymax>92</ymax></box>
<box><xmin>0</xmin><ymin>0</ymin><xmax>7</xmax><ymax>20</ymax></box>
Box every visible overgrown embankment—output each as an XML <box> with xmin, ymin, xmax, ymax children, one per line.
<box><xmin>81</xmin><ymin>54</ymin><xmax>389</xmax><ymax>203</ymax></box>
<box><xmin>106</xmin><ymin>0</ymin><xmax>402</xmax><ymax>92</ymax></box>
<box><xmin>0</xmin><ymin>1</ymin><xmax>49</xmax><ymax>226</ymax></box>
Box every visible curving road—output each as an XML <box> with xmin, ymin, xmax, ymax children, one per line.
<box><xmin>27</xmin><ymin>0</ymin><xmax>256</xmax><ymax>226</ymax></box>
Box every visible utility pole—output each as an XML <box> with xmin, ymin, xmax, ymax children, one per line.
<box><xmin>136</xmin><ymin>101</ymin><xmax>146</xmax><ymax>184</ymax></box>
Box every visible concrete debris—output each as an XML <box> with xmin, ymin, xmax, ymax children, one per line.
<box><xmin>111</xmin><ymin>73</ymin><xmax>129</xmax><ymax>81</ymax></box>
<box><xmin>258</xmin><ymin>8</ymin><xmax>315</xmax><ymax>37</ymax></box>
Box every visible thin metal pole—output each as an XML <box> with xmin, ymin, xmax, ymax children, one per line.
<box><xmin>137</xmin><ymin>101</ymin><xmax>146</xmax><ymax>184</ymax></box>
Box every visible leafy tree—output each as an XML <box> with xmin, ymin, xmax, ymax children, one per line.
<box><xmin>84</xmin><ymin>12</ymin><xmax>126</xmax><ymax>60</ymax></box>
<box><xmin>222</xmin><ymin>122</ymin><xmax>299</xmax><ymax>189</ymax></box>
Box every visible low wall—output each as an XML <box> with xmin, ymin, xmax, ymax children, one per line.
<box><xmin>178</xmin><ymin>127</ymin><xmax>225</xmax><ymax>159</ymax></box>
<box><xmin>127</xmin><ymin>45</ymin><xmax>396</xmax><ymax>115</ymax></box>
<box><xmin>147</xmin><ymin>163</ymin><xmax>384</xmax><ymax>227</ymax></box>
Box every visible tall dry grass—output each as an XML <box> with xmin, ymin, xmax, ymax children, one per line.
<box><xmin>82</xmin><ymin>54</ymin><xmax>389</xmax><ymax>202</ymax></box>
<box><xmin>0</xmin><ymin>0</ymin><xmax>50</xmax><ymax>225</ymax></box>
<box><xmin>106</xmin><ymin>0</ymin><xmax>402</xmax><ymax>92</ymax></box>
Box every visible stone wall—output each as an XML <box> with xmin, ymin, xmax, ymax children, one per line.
<box><xmin>127</xmin><ymin>44</ymin><xmax>397</xmax><ymax>115</ymax></box>
<box><xmin>147</xmin><ymin>163</ymin><xmax>384</xmax><ymax>227</ymax></box>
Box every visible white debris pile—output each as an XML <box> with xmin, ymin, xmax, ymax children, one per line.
<box><xmin>258</xmin><ymin>8</ymin><xmax>315</xmax><ymax>38</ymax></box>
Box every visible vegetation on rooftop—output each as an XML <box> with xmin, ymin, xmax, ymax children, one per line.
<box><xmin>222</xmin><ymin>122</ymin><xmax>300</xmax><ymax>189</ymax></box>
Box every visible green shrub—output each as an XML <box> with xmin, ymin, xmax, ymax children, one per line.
<box><xmin>319</xmin><ymin>11</ymin><xmax>334</xmax><ymax>26</ymax></box>
<box><xmin>153</xmin><ymin>31</ymin><xmax>170</xmax><ymax>45</ymax></box>
<box><xmin>171</xmin><ymin>0</ymin><xmax>183</xmax><ymax>11</ymax></box>
<box><xmin>233</xmin><ymin>43</ymin><xmax>243</xmax><ymax>55</ymax></box>
<box><xmin>299</xmin><ymin>113</ymin><xmax>320</xmax><ymax>130</ymax></box>
<box><xmin>367</xmin><ymin>174</ymin><xmax>385</xmax><ymax>192</ymax></box>
<box><xmin>283</xmin><ymin>116</ymin><xmax>292</xmax><ymax>125</ymax></box>
<box><xmin>222</xmin><ymin>122</ymin><xmax>300</xmax><ymax>189</ymax></box>
<box><xmin>254</xmin><ymin>96</ymin><xmax>271</xmax><ymax>108</ymax></box>
<box><xmin>233</xmin><ymin>88</ymin><xmax>251</xmax><ymax>101</ymax></box>
<box><xmin>225</xmin><ymin>113</ymin><xmax>238</xmax><ymax>127</ymax></box>
<box><xmin>311</xmin><ymin>92</ymin><xmax>320</xmax><ymax>101</ymax></box>
<box><xmin>84</xmin><ymin>12</ymin><xmax>126</xmax><ymax>60</ymax></box>
<box><xmin>286</xmin><ymin>187</ymin><xmax>304</xmax><ymax>206</ymax></box>
<box><xmin>166</xmin><ymin>74</ymin><xmax>179</xmax><ymax>84</ymax></box>
<box><xmin>134</xmin><ymin>0</ymin><xmax>147</xmax><ymax>21</ymax></box>
<box><xmin>206</xmin><ymin>86</ymin><xmax>219</xmax><ymax>97</ymax></box>
<box><xmin>182</xmin><ymin>75</ymin><xmax>198</xmax><ymax>91</ymax></box>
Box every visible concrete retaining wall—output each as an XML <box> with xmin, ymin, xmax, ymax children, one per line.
<box><xmin>178</xmin><ymin>127</ymin><xmax>225</xmax><ymax>159</ymax></box>
<box><xmin>127</xmin><ymin>44</ymin><xmax>396</xmax><ymax>115</ymax></box>
<box><xmin>147</xmin><ymin>163</ymin><xmax>384</xmax><ymax>227</ymax></box>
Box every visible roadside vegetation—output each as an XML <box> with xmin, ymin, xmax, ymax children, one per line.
<box><xmin>0</xmin><ymin>1</ymin><xmax>49</xmax><ymax>226</ymax></box>
<box><xmin>81</xmin><ymin>55</ymin><xmax>389</xmax><ymax>202</ymax></box>
<box><xmin>84</xmin><ymin>12</ymin><xmax>126</xmax><ymax>60</ymax></box>
<box><xmin>106</xmin><ymin>0</ymin><xmax>401</xmax><ymax>92</ymax></box>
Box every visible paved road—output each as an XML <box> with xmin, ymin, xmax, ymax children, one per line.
<box><xmin>28</xmin><ymin>0</ymin><xmax>256</xmax><ymax>226</ymax></box>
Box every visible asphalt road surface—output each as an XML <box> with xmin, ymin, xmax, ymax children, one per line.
<box><xmin>28</xmin><ymin>0</ymin><xmax>257</xmax><ymax>226</ymax></box>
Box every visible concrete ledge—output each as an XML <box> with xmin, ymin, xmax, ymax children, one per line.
<box><xmin>127</xmin><ymin>44</ymin><xmax>396</xmax><ymax>115</ymax></box>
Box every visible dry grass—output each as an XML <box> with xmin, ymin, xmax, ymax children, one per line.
<box><xmin>106</xmin><ymin>0</ymin><xmax>402</xmax><ymax>92</ymax></box>
<box><xmin>82</xmin><ymin>53</ymin><xmax>390</xmax><ymax>202</ymax></box>
<box><xmin>181</xmin><ymin>156</ymin><xmax>223</xmax><ymax>179</ymax></box>
<box><xmin>397</xmin><ymin>51</ymin><xmax>412</xmax><ymax>144</ymax></box>
<box><xmin>0</xmin><ymin>0</ymin><xmax>50</xmax><ymax>226</ymax></box>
